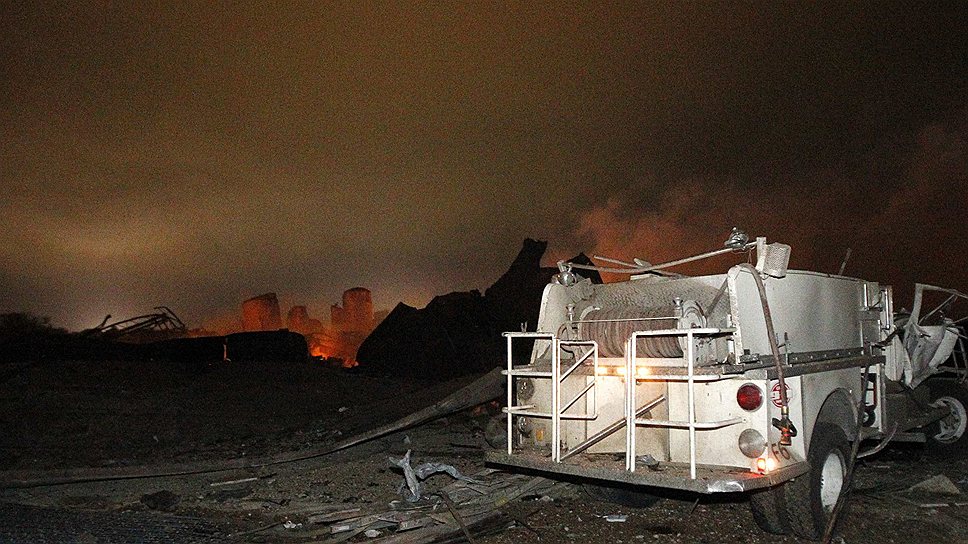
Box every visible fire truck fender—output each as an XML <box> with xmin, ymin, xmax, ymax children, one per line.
<box><xmin>814</xmin><ymin>389</ymin><xmax>858</xmax><ymax>444</ymax></box>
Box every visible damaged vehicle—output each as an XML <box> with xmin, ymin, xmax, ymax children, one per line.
<box><xmin>486</xmin><ymin>229</ymin><xmax>968</xmax><ymax>540</ymax></box>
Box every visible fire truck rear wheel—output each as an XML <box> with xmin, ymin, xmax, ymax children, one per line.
<box><xmin>484</xmin><ymin>415</ymin><xmax>508</xmax><ymax>449</ymax></box>
<box><xmin>926</xmin><ymin>380</ymin><xmax>968</xmax><ymax>457</ymax></box>
<box><xmin>582</xmin><ymin>482</ymin><xmax>660</xmax><ymax>508</ymax></box>
<box><xmin>749</xmin><ymin>486</ymin><xmax>790</xmax><ymax>535</ymax></box>
<box><xmin>786</xmin><ymin>423</ymin><xmax>851</xmax><ymax>540</ymax></box>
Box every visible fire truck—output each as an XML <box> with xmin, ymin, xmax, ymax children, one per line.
<box><xmin>485</xmin><ymin>230</ymin><xmax>967</xmax><ymax>539</ymax></box>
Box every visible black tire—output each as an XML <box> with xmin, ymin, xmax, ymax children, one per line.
<box><xmin>926</xmin><ymin>380</ymin><xmax>968</xmax><ymax>457</ymax></box>
<box><xmin>786</xmin><ymin>423</ymin><xmax>851</xmax><ymax>540</ymax></box>
<box><xmin>582</xmin><ymin>482</ymin><xmax>661</xmax><ymax>508</ymax></box>
<box><xmin>749</xmin><ymin>485</ymin><xmax>790</xmax><ymax>535</ymax></box>
<box><xmin>483</xmin><ymin>415</ymin><xmax>507</xmax><ymax>449</ymax></box>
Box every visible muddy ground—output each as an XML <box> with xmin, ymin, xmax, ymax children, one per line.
<box><xmin>1</xmin><ymin>359</ymin><xmax>967</xmax><ymax>543</ymax></box>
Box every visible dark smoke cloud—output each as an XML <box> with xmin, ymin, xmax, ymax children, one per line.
<box><xmin>569</xmin><ymin>111</ymin><xmax>968</xmax><ymax>303</ymax></box>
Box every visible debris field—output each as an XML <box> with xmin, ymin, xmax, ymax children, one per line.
<box><xmin>1</xmin><ymin>359</ymin><xmax>967</xmax><ymax>543</ymax></box>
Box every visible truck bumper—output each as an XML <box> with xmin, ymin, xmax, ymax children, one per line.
<box><xmin>485</xmin><ymin>451</ymin><xmax>810</xmax><ymax>494</ymax></box>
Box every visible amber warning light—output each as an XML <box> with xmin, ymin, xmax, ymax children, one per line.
<box><xmin>755</xmin><ymin>456</ymin><xmax>778</xmax><ymax>474</ymax></box>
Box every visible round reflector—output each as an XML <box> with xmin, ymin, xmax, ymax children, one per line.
<box><xmin>738</xmin><ymin>428</ymin><xmax>767</xmax><ymax>458</ymax></box>
<box><xmin>737</xmin><ymin>383</ymin><xmax>763</xmax><ymax>411</ymax></box>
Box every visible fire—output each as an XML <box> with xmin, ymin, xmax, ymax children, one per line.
<box><xmin>200</xmin><ymin>288</ymin><xmax>384</xmax><ymax>369</ymax></box>
<box><xmin>306</xmin><ymin>331</ymin><xmax>360</xmax><ymax>368</ymax></box>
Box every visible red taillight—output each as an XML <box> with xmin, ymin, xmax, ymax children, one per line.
<box><xmin>737</xmin><ymin>383</ymin><xmax>763</xmax><ymax>411</ymax></box>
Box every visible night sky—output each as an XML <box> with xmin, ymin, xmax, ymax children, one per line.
<box><xmin>2</xmin><ymin>2</ymin><xmax>966</xmax><ymax>331</ymax></box>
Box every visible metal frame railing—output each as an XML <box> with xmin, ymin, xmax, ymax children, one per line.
<box><xmin>504</xmin><ymin>327</ymin><xmax>743</xmax><ymax>478</ymax></box>
<box><xmin>503</xmin><ymin>332</ymin><xmax>599</xmax><ymax>461</ymax></box>
<box><xmin>625</xmin><ymin>327</ymin><xmax>741</xmax><ymax>479</ymax></box>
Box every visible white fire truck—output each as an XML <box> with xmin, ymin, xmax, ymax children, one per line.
<box><xmin>485</xmin><ymin>230</ymin><xmax>967</xmax><ymax>539</ymax></box>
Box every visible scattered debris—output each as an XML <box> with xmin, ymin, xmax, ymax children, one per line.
<box><xmin>918</xmin><ymin>501</ymin><xmax>968</xmax><ymax>508</ymax></box>
<box><xmin>604</xmin><ymin>514</ymin><xmax>628</xmax><ymax>522</ymax></box>
<box><xmin>139</xmin><ymin>490</ymin><xmax>180</xmax><ymax>512</ymax></box>
<box><xmin>209</xmin><ymin>485</ymin><xmax>252</xmax><ymax>502</ymax></box>
<box><xmin>0</xmin><ymin>368</ymin><xmax>504</xmax><ymax>488</ymax></box>
<box><xmin>906</xmin><ymin>474</ymin><xmax>962</xmax><ymax>496</ymax></box>
<box><xmin>282</xmin><ymin>520</ymin><xmax>302</xmax><ymax>529</ymax></box>
<box><xmin>390</xmin><ymin>449</ymin><xmax>481</xmax><ymax>502</ymax></box>
<box><xmin>82</xmin><ymin>307</ymin><xmax>187</xmax><ymax>343</ymax></box>
<box><xmin>270</xmin><ymin>470</ymin><xmax>558</xmax><ymax>544</ymax></box>
<box><xmin>636</xmin><ymin>454</ymin><xmax>660</xmax><ymax>469</ymax></box>
<box><xmin>210</xmin><ymin>476</ymin><xmax>258</xmax><ymax>487</ymax></box>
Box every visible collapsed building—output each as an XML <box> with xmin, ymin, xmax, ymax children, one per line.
<box><xmin>286</xmin><ymin>306</ymin><xmax>323</xmax><ymax>335</ymax></box>
<box><xmin>307</xmin><ymin>288</ymin><xmax>382</xmax><ymax>365</ymax></box>
<box><xmin>30</xmin><ymin>240</ymin><xmax>584</xmax><ymax>371</ymax></box>
<box><xmin>356</xmin><ymin>239</ymin><xmax>601</xmax><ymax>379</ymax></box>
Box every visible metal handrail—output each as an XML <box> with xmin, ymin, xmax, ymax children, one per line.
<box><xmin>626</xmin><ymin>327</ymin><xmax>737</xmax><ymax>479</ymax></box>
<box><xmin>634</xmin><ymin>417</ymin><xmax>743</xmax><ymax>429</ymax></box>
<box><xmin>504</xmin><ymin>333</ymin><xmax>555</xmax><ymax>454</ymax></box>
<box><xmin>552</xmin><ymin>339</ymin><xmax>599</xmax><ymax>461</ymax></box>
<box><xmin>504</xmin><ymin>333</ymin><xmax>599</xmax><ymax>462</ymax></box>
<box><xmin>560</xmin><ymin>379</ymin><xmax>596</xmax><ymax>414</ymax></box>
<box><xmin>560</xmin><ymin>341</ymin><xmax>596</xmax><ymax>381</ymax></box>
<box><xmin>561</xmin><ymin>395</ymin><xmax>666</xmax><ymax>461</ymax></box>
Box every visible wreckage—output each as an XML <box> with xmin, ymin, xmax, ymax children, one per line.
<box><xmin>487</xmin><ymin>229</ymin><xmax>968</xmax><ymax>540</ymax></box>
<box><xmin>82</xmin><ymin>306</ymin><xmax>187</xmax><ymax>343</ymax></box>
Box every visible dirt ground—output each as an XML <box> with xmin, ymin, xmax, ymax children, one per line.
<box><xmin>1</xmin><ymin>359</ymin><xmax>967</xmax><ymax>543</ymax></box>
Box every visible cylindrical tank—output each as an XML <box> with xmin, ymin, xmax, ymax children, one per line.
<box><xmin>242</xmin><ymin>293</ymin><xmax>282</xmax><ymax>332</ymax></box>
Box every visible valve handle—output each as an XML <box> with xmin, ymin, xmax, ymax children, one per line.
<box><xmin>772</xmin><ymin>417</ymin><xmax>798</xmax><ymax>446</ymax></box>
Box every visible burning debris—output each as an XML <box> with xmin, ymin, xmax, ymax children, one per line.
<box><xmin>286</xmin><ymin>306</ymin><xmax>323</xmax><ymax>335</ymax></box>
<box><xmin>311</xmin><ymin>287</ymin><xmax>382</xmax><ymax>366</ymax></box>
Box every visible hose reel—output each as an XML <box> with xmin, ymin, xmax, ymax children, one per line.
<box><xmin>578</xmin><ymin>300</ymin><xmax>707</xmax><ymax>358</ymax></box>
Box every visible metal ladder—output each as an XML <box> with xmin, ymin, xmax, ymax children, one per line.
<box><xmin>624</xmin><ymin>327</ymin><xmax>742</xmax><ymax>479</ymax></box>
<box><xmin>503</xmin><ymin>332</ymin><xmax>599</xmax><ymax>461</ymax></box>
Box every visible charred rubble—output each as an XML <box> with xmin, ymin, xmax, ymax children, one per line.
<box><xmin>0</xmin><ymin>310</ymin><xmax>308</xmax><ymax>365</ymax></box>
<box><xmin>1</xmin><ymin>239</ymin><xmax>593</xmax><ymax>372</ymax></box>
<box><xmin>356</xmin><ymin>238</ymin><xmax>601</xmax><ymax>379</ymax></box>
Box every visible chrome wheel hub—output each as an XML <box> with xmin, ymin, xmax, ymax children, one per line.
<box><xmin>932</xmin><ymin>396</ymin><xmax>968</xmax><ymax>444</ymax></box>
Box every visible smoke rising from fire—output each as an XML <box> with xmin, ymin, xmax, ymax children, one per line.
<box><xmin>569</xmin><ymin>112</ymin><xmax>968</xmax><ymax>301</ymax></box>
